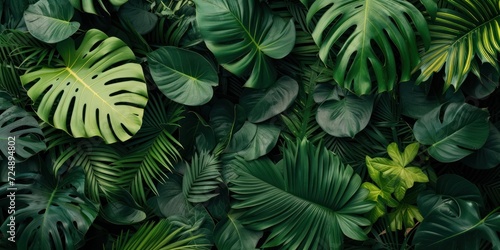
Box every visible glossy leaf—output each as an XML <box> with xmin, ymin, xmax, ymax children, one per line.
<box><xmin>24</xmin><ymin>0</ymin><xmax>79</xmax><ymax>43</ymax></box>
<box><xmin>225</xmin><ymin>122</ymin><xmax>280</xmax><ymax>161</ymax></box>
<box><xmin>21</xmin><ymin>29</ymin><xmax>148</xmax><ymax>144</ymax></box>
<box><xmin>462</xmin><ymin>123</ymin><xmax>500</xmax><ymax>169</ymax></box>
<box><xmin>0</xmin><ymin>92</ymin><xmax>45</xmax><ymax>161</ymax></box>
<box><xmin>240</xmin><ymin>76</ymin><xmax>298</xmax><ymax>123</ymax></box>
<box><xmin>0</xmin><ymin>167</ymin><xmax>99</xmax><ymax>250</ymax></box>
<box><xmin>193</xmin><ymin>0</ymin><xmax>295</xmax><ymax>88</ymax></box>
<box><xmin>101</xmin><ymin>201</ymin><xmax>146</xmax><ymax>225</ymax></box>
<box><xmin>387</xmin><ymin>203</ymin><xmax>423</xmax><ymax>231</ymax></box>
<box><xmin>214</xmin><ymin>211</ymin><xmax>262</xmax><ymax>250</ymax></box>
<box><xmin>69</xmin><ymin>0</ymin><xmax>128</xmax><ymax>15</ymax></box>
<box><xmin>414</xmin><ymin>103</ymin><xmax>489</xmax><ymax>162</ymax></box>
<box><xmin>149</xmin><ymin>174</ymin><xmax>193</xmax><ymax>218</ymax></box>
<box><xmin>148</xmin><ymin>46</ymin><xmax>218</xmax><ymax>106</ymax></box>
<box><xmin>307</xmin><ymin>0</ymin><xmax>430</xmax><ymax>95</ymax></box>
<box><xmin>315</xmin><ymin>86</ymin><xmax>374</xmax><ymax>137</ymax></box>
<box><xmin>230</xmin><ymin>139</ymin><xmax>374</xmax><ymax>249</ymax></box>
<box><xmin>209</xmin><ymin>100</ymin><xmax>246</xmax><ymax>144</ymax></box>
<box><xmin>415</xmin><ymin>0</ymin><xmax>500</xmax><ymax>91</ymax></box>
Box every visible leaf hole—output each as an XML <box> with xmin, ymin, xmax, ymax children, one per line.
<box><xmin>92</xmin><ymin>75</ymin><xmax>98</xmax><ymax>79</ymax></box>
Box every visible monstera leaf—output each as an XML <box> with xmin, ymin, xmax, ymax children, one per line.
<box><xmin>21</xmin><ymin>29</ymin><xmax>148</xmax><ymax>144</ymax></box>
<box><xmin>69</xmin><ymin>0</ymin><xmax>128</xmax><ymax>15</ymax></box>
<box><xmin>230</xmin><ymin>139</ymin><xmax>374</xmax><ymax>249</ymax></box>
<box><xmin>24</xmin><ymin>0</ymin><xmax>79</xmax><ymax>44</ymax></box>
<box><xmin>413</xmin><ymin>103</ymin><xmax>489</xmax><ymax>162</ymax></box>
<box><xmin>415</xmin><ymin>0</ymin><xmax>500</xmax><ymax>92</ymax></box>
<box><xmin>0</xmin><ymin>92</ymin><xmax>46</xmax><ymax>161</ymax></box>
<box><xmin>0</xmin><ymin>166</ymin><xmax>99</xmax><ymax>250</ymax></box>
<box><xmin>306</xmin><ymin>0</ymin><xmax>430</xmax><ymax>95</ymax></box>
<box><xmin>193</xmin><ymin>0</ymin><xmax>295</xmax><ymax>88</ymax></box>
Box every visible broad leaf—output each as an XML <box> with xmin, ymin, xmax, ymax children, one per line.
<box><xmin>462</xmin><ymin>123</ymin><xmax>500</xmax><ymax>169</ymax></box>
<box><xmin>183</xmin><ymin>151</ymin><xmax>222</xmax><ymax>203</ymax></box>
<box><xmin>209</xmin><ymin>100</ymin><xmax>246</xmax><ymax>145</ymax></box>
<box><xmin>193</xmin><ymin>0</ymin><xmax>295</xmax><ymax>88</ymax></box>
<box><xmin>315</xmin><ymin>85</ymin><xmax>374</xmax><ymax>137</ymax></box>
<box><xmin>148</xmin><ymin>174</ymin><xmax>193</xmax><ymax>218</ymax></box>
<box><xmin>101</xmin><ymin>201</ymin><xmax>146</xmax><ymax>225</ymax></box>
<box><xmin>415</xmin><ymin>0</ymin><xmax>500</xmax><ymax>91</ymax></box>
<box><xmin>148</xmin><ymin>46</ymin><xmax>218</xmax><ymax>106</ymax></box>
<box><xmin>413</xmin><ymin>103</ymin><xmax>489</xmax><ymax>162</ymax></box>
<box><xmin>306</xmin><ymin>0</ymin><xmax>430</xmax><ymax>95</ymax></box>
<box><xmin>24</xmin><ymin>0</ymin><xmax>79</xmax><ymax>43</ymax></box>
<box><xmin>21</xmin><ymin>29</ymin><xmax>148</xmax><ymax>144</ymax></box>
<box><xmin>230</xmin><ymin>139</ymin><xmax>374</xmax><ymax>249</ymax></box>
<box><xmin>225</xmin><ymin>121</ymin><xmax>280</xmax><ymax>161</ymax></box>
<box><xmin>414</xmin><ymin>199</ymin><xmax>500</xmax><ymax>250</ymax></box>
<box><xmin>240</xmin><ymin>76</ymin><xmax>299</xmax><ymax>123</ymax></box>
<box><xmin>0</xmin><ymin>167</ymin><xmax>99</xmax><ymax>250</ymax></box>
<box><xmin>214</xmin><ymin>211</ymin><xmax>262</xmax><ymax>250</ymax></box>
<box><xmin>461</xmin><ymin>63</ymin><xmax>500</xmax><ymax>99</ymax></box>
<box><xmin>366</xmin><ymin>143</ymin><xmax>428</xmax><ymax>201</ymax></box>
<box><xmin>0</xmin><ymin>92</ymin><xmax>45</xmax><ymax>161</ymax></box>
<box><xmin>387</xmin><ymin>203</ymin><xmax>423</xmax><ymax>231</ymax></box>
<box><xmin>399</xmin><ymin>81</ymin><xmax>464</xmax><ymax>119</ymax></box>
<box><xmin>118</xmin><ymin>0</ymin><xmax>157</xmax><ymax>35</ymax></box>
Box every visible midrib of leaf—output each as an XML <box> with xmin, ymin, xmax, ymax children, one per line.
<box><xmin>64</xmin><ymin>67</ymin><xmax>127</xmax><ymax>120</ymax></box>
<box><xmin>227</xmin><ymin>213</ymin><xmax>245</xmax><ymax>248</ymax></box>
<box><xmin>41</xmin><ymin>181</ymin><xmax>58</xmax><ymax>232</ymax></box>
<box><xmin>30</xmin><ymin>13</ymin><xmax>72</xmax><ymax>25</ymax></box>
<box><xmin>428</xmin><ymin>206</ymin><xmax>500</xmax><ymax>247</ymax></box>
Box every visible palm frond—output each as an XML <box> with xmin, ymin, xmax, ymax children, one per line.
<box><xmin>0</xmin><ymin>30</ymin><xmax>57</xmax><ymax>68</ymax></box>
<box><xmin>0</xmin><ymin>62</ymin><xmax>25</xmax><ymax>102</ymax></box>
<box><xmin>117</xmin><ymin>93</ymin><xmax>185</xmax><ymax>203</ymax></box>
<box><xmin>111</xmin><ymin>219</ymin><xmax>211</xmax><ymax>250</ymax></box>
<box><xmin>415</xmin><ymin>0</ymin><xmax>500</xmax><ymax>91</ymax></box>
<box><xmin>182</xmin><ymin>151</ymin><xmax>222</xmax><ymax>203</ymax></box>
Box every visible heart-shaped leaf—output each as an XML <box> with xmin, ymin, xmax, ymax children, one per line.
<box><xmin>21</xmin><ymin>29</ymin><xmax>148</xmax><ymax>144</ymax></box>
<box><xmin>118</xmin><ymin>0</ymin><xmax>158</xmax><ymax>35</ymax></box>
<box><xmin>226</xmin><ymin>121</ymin><xmax>280</xmax><ymax>161</ymax></box>
<box><xmin>148</xmin><ymin>46</ymin><xmax>218</xmax><ymax>106</ymax></box>
<box><xmin>413</xmin><ymin>103</ymin><xmax>490</xmax><ymax>162</ymax></box>
<box><xmin>240</xmin><ymin>76</ymin><xmax>298</xmax><ymax>123</ymax></box>
<box><xmin>24</xmin><ymin>0</ymin><xmax>80</xmax><ymax>43</ymax></box>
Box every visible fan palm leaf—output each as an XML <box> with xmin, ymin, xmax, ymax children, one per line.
<box><xmin>230</xmin><ymin>139</ymin><xmax>374</xmax><ymax>249</ymax></box>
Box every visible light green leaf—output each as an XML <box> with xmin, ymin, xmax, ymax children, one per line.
<box><xmin>307</xmin><ymin>0</ymin><xmax>430</xmax><ymax>95</ymax></box>
<box><xmin>69</xmin><ymin>0</ymin><xmax>128</xmax><ymax>15</ymax></box>
<box><xmin>387</xmin><ymin>203</ymin><xmax>423</xmax><ymax>231</ymax></box>
<box><xmin>240</xmin><ymin>76</ymin><xmax>298</xmax><ymax>123</ymax></box>
<box><xmin>226</xmin><ymin>122</ymin><xmax>280</xmax><ymax>161</ymax></box>
<box><xmin>193</xmin><ymin>0</ymin><xmax>295</xmax><ymax>88</ymax></box>
<box><xmin>148</xmin><ymin>46</ymin><xmax>218</xmax><ymax>106</ymax></box>
<box><xmin>414</xmin><ymin>103</ymin><xmax>490</xmax><ymax>162</ymax></box>
<box><xmin>230</xmin><ymin>139</ymin><xmax>374</xmax><ymax>249</ymax></box>
<box><xmin>0</xmin><ymin>92</ymin><xmax>46</xmax><ymax>161</ymax></box>
<box><xmin>214</xmin><ymin>211</ymin><xmax>262</xmax><ymax>250</ymax></box>
<box><xmin>21</xmin><ymin>29</ymin><xmax>148</xmax><ymax>144</ymax></box>
<box><xmin>316</xmin><ymin>87</ymin><xmax>374</xmax><ymax>137</ymax></box>
<box><xmin>24</xmin><ymin>0</ymin><xmax>80</xmax><ymax>44</ymax></box>
<box><xmin>367</xmin><ymin>143</ymin><xmax>428</xmax><ymax>201</ymax></box>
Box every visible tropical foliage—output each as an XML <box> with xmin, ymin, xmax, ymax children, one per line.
<box><xmin>0</xmin><ymin>0</ymin><xmax>499</xmax><ymax>249</ymax></box>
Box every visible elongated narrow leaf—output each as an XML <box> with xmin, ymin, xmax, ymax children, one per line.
<box><xmin>240</xmin><ymin>76</ymin><xmax>298</xmax><ymax>123</ymax></box>
<box><xmin>306</xmin><ymin>0</ymin><xmax>430</xmax><ymax>95</ymax></box>
<box><xmin>413</xmin><ymin>103</ymin><xmax>489</xmax><ymax>162</ymax></box>
<box><xmin>193</xmin><ymin>0</ymin><xmax>295</xmax><ymax>88</ymax></box>
<box><xmin>21</xmin><ymin>29</ymin><xmax>148</xmax><ymax>144</ymax></box>
<box><xmin>24</xmin><ymin>0</ymin><xmax>79</xmax><ymax>43</ymax></box>
<box><xmin>415</xmin><ymin>0</ymin><xmax>500</xmax><ymax>91</ymax></box>
<box><xmin>214</xmin><ymin>212</ymin><xmax>262</xmax><ymax>250</ymax></box>
<box><xmin>230</xmin><ymin>139</ymin><xmax>374</xmax><ymax>249</ymax></box>
<box><xmin>315</xmin><ymin>85</ymin><xmax>374</xmax><ymax>137</ymax></box>
<box><xmin>183</xmin><ymin>151</ymin><xmax>222</xmax><ymax>203</ymax></box>
<box><xmin>0</xmin><ymin>92</ymin><xmax>45</xmax><ymax>161</ymax></box>
<box><xmin>148</xmin><ymin>46</ymin><xmax>218</xmax><ymax>106</ymax></box>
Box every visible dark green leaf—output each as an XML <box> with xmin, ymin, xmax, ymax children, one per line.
<box><xmin>414</xmin><ymin>103</ymin><xmax>490</xmax><ymax>162</ymax></box>
<box><xmin>462</xmin><ymin>123</ymin><xmax>500</xmax><ymax>169</ymax></box>
<box><xmin>209</xmin><ymin>100</ymin><xmax>246</xmax><ymax>144</ymax></box>
<box><xmin>24</xmin><ymin>0</ymin><xmax>79</xmax><ymax>43</ymax></box>
<box><xmin>148</xmin><ymin>46</ymin><xmax>218</xmax><ymax>106</ymax></box>
<box><xmin>214</xmin><ymin>211</ymin><xmax>262</xmax><ymax>250</ymax></box>
<box><xmin>240</xmin><ymin>76</ymin><xmax>298</xmax><ymax>123</ymax></box>
<box><xmin>226</xmin><ymin>122</ymin><xmax>280</xmax><ymax>161</ymax></box>
<box><xmin>118</xmin><ymin>0</ymin><xmax>158</xmax><ymax>35</ymax></box>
